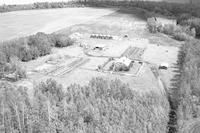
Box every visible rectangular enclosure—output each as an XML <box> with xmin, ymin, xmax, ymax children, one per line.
<box><xmin>122</xmin><ymin>46</ymin><xmax>145</xmax><ymax>60</ymax></box>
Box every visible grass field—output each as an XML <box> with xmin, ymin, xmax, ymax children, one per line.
<box><xmin>0</xmin><ymin>7</ymin><xmax>116</xmax><ymax>41</ymax></box>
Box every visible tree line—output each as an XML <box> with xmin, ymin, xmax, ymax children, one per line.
<box><xmin>0</xmin><ymin>1</ymin><xmax>85</xmax><ymax>13</ymax></box>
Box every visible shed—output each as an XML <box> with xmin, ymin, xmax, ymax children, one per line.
<box><xmin>159</xmin><ymin>63</ymin><xmax>169</xmax><ymax>70</ymax></box>
<box><xmin>115</xmin><ymin>57</ymin><xmax>132</xmax><ymax>67</ymax></box>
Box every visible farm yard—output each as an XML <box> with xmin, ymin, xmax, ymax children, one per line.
<box><xmin>11</xmin><ymin>7</ymin><xmax>181</xmax><ymax>96</ymax></box>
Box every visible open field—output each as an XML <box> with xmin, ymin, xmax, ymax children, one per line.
<box><xmin>0</xmin><ymin>7</ymin><xmax>116</xmax><ymax>41</ymax></box>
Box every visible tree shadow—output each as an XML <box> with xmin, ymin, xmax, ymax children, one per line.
<box><xmin>83</xmin><ymin>1</ymin><xmax>155</xmax><ymax>21</ymax></box>
<box><xmin>168</xmin><ymin>46</ymin><xmax>185</xmax><ymax>133</ymax></box>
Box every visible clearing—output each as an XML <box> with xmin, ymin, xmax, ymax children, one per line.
<box><xmin>13</xmin><ymin>7</ymin><xmax>181</xmax><ymax>96</ymax></box>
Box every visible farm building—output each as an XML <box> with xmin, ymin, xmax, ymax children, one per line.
<box><xmin>159</xmin><ymin>63</ymin><xmax>169</xmax><ymax>70</ymax></box>
<box><xmin>110</xmin><ymin>57</ymin><xmax>132</xmax><ymax>72</ymax></box>
<box><xmin>115</xmin><ymin>56</ymin><xmax>132</xmax><ymax>67</ymax></box>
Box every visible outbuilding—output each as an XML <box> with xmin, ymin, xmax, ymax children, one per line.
<box><xmin>115</xmin><ymin>56</ymin><xmax>132</xmax><ymax>67</ymax></box>
<box><xmin>159</xmin><ymin>63</ymin><xmax>169</xmax><ymax>70</ymax></box>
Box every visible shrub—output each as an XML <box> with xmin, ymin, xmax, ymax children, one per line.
<box><xmin>54</xmin><ymin>34</ymin><xmax>75</xmax><ymax>47</ymax></box>
<box><xmin>28</xmin><ymin>32</ymin><xmax>52</xmax><ymax>56</ymax></box>
<box><xmin>177</xmin><ymin>13</ymin><xmax>192</xmax><ymax>25</ymax></box>
<box><xmin>0</xmin><ymin>38</ymin><xmax>27</xmax><ymax>61</ymax></box>
<box><xmin>189</xmin><ymin>18</ymin><xmax>200</xmax><ymax>37</ymax></box>
<box><xmin>0</xmin><ymin>51</ymin><xmax>7</xmax><ymax>78</ymax></box>
<box><xmin>175</xmin><ymin>39</ymin><xmax>200</xmax><ymax>129</ymax></box>
<box><xmin>0</xmin><ymin>51</ymin><xmax>7</xmax><ymax>65</ymax></box>
<box><xmin>2</xmin><ymin>57</ymin><xmax>26</xmax><ymax>81</ymax></box>
<box><xmin>36</xmin><ymin>78</ymin><xmax>65</xmax><ymax>103</ymax></box>
<box><xmin>161</xmin><ymin>24</ymin><xmax>193</xmax><ymax>41</ymax></box>
<box><xmin>18</xmin><ymin>45</ymin><xmax>34</xmax><ymax>61</ymax></box>
<box><xmin>174</xmin><ymin>32</ymin><xmax>189</xmax><ymax>41</ymax></box>
<box><xmin>147</xmin><ymin>17</ymin><xmax>162</xmax><ymax>33</ymax></box>
<box><xmin>110</xmin><ymin>62</ymin><xmax>130</xmax><ymax>72</ymax></box>
<box><xmin>162</xmin><ymin>24</ymin><xmax>177</xmax><ymax>35</ymax></box>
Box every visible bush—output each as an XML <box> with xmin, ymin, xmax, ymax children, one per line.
<box><xmin>175</xmin><ymin>39</ymin><xmax>200</xmax><ymax>129</ymax></box>
<box><xmin>161</xmin><ymin>24</ymin><xmax>194</xmax><ymax>41</ymax></box>
<box><xmin>36</xmin><ymin>78</ymin><xmax>65</xmax><ymax>103</ymax></box>
<box><xmin>177</xmin><ymin>13</ymin><xmax>192</xmax><ymax>25</ymax></box>
<box><xmin>28</xmin><ymin>32</ymin><xmax>52</xmax><ymax>56</ymax></box>
<box><xmin>18</xmin><ymin>45</ymin><xmax>35</xmax><ymax>61</ymax></box>
<box><xmin>2</xmin><ymin>57</ymin><xmax>26</xmax><ymax>81</ymax></box>
<box><xmin>110</xmin><ymin>62</ymin><xmax>130</xmax><ymax>72</ymax></box>
<box><xmin>189</xmin><ymin>18</ymin><xmax>200</xmax><ymax>37</ymax></box>
<box><xmin>0</xmin><ymin>51</ymin><xmax>7</xmax><ymax>78</ymax></box>
<box><xmin>54</xmin><ymin>34</ymin><xmax>75</xmax><ymax>47</ymax></box>
<box><xmin>174</xmin><ymin>32</ymin><xmax>189</xmax><ymax>41</ymax></box>
<box><xmin>162</xmin><ymin>24</ymin><xmax>178</xmax><ymax>35</ymax></box>
<box><xmin>147</xmin><ymin>17</ymin><xmax>162</xmax><ymax>33</ymax></box>
<box><xmin>0</xmin><ymin>51</ymin><xmax>7</xmax><ymax>65</ymax></box>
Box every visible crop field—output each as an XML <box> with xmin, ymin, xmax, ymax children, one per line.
<box><xmin>0</xmin><ymin>7</ymin><xmax>116</xmax><ymax>41</ymax></box>
<box><xmin>46</xmin><ymin>57</ymin><xmax>90</xmax><ymax>77</ymax></box>
<box><xmin>122</xmin><ymin>46</ymin><xmax>145</xmax><ymax>60</ymax></box>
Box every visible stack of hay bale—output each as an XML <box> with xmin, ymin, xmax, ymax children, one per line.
<box><xmin>90</xmin><ymin>34</ymin><xmax>113</xmax><ymax>40</ymax></box>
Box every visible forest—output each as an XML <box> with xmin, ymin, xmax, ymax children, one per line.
<box><xmin>0</xmin><ymin>78</ymin><xmax>169</xmax><ymax>133</ymax></box>
<box><xmin>0</xmin><ymin>1</ymin><xmax>84</xmax><ymax>13</ymax></box>
<box><xmin>174</xmin><ymin>39</ymin><xmax>200</xmax><ymax>126</ymax></box>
